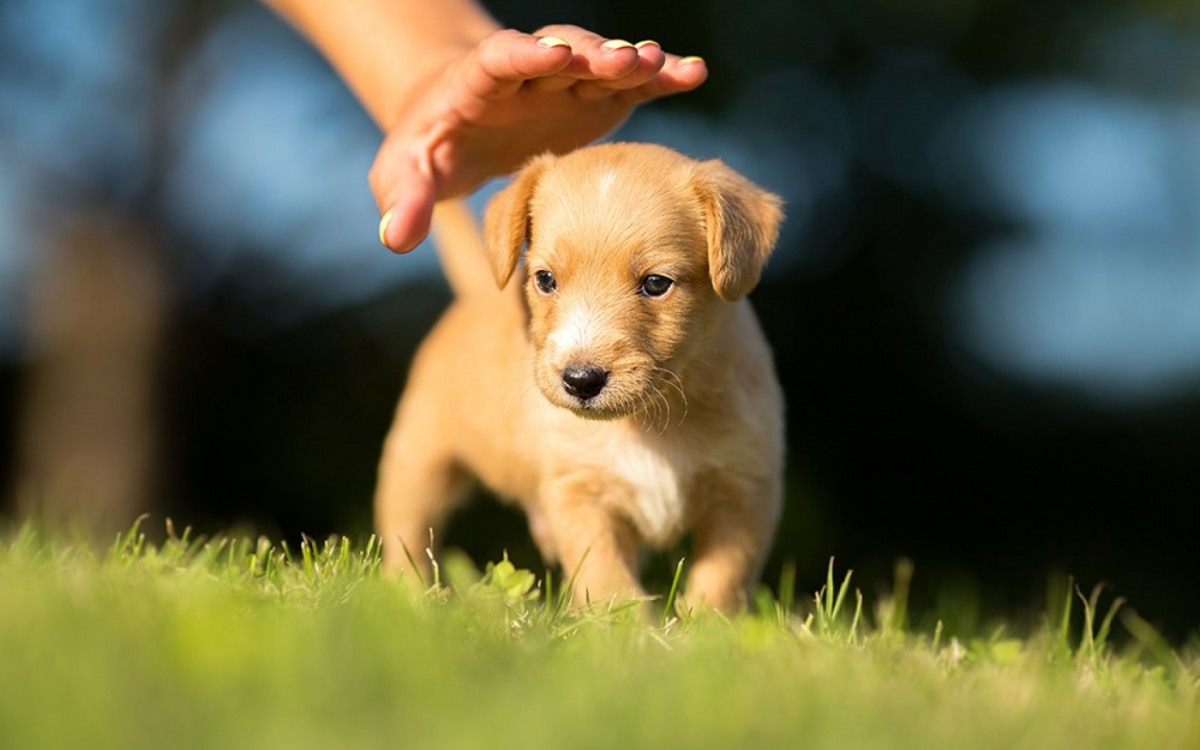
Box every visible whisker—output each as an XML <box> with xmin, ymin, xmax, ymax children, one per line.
<box><xmin>638</xmin><ymin>390</ymin><xmax>655</xmax><ymax>431</ymax></box>
<box><xmin>633</xmin><ymin>392</ymin><xmax>650</xmax><ymax>432</ymax></box>
<box><xmin>640</xmin><ymin>392</ymin><xmax>662</xmax><ymax>434</ymax></box>
<box><xmin>651</xmin><ymin>389</ymin><xmax>669</xmax><ymax>434</ymax></box>
<box><xmin>653</xmin><ymin>366</ymin><xmax>689</xmax><ymax>426</ymax></box>
<box><xmin>650</xmin><ymin>385</ymin><xmax>671</xmax><ymax>435</ymax></box>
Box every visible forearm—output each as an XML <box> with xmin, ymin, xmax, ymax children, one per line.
<box><xmin>262</xmin><ymin>0</ymin><xmax>500</xmax><ymax>129</ymax></box>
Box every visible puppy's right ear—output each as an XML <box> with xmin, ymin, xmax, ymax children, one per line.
<box><xmin>483</xmin><ymin>155</ymin><xmax>550</xmax><ymax>289</ymax></box>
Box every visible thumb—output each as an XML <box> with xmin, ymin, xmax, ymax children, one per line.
<box><xmin>378</xmin><ymin>171</ymin><xmax>436</xmax><ymax>254</ymax></box>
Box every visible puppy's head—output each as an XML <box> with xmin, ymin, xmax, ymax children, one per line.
<box><xmin>484</xmin><ymin>143</ymin><xmax>782</xmax><ymax>420</ymax></box>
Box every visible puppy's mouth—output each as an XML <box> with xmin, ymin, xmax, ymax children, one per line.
<box><xmin>535</xmin><ymin>362</ymin><xmax>633</xmax><ymax>420</ymax></box>
<box><xmin>540</xmin><ymin>361</ymin><xmax>689</xmax><ymax>425</ymax></box>
<box><xmin>566</xmin><ymin>401</ymin><xmax>626</xmax><ymax>420</ymax></box>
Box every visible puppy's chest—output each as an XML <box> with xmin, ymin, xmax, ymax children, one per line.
<box><xmin>607</xmin><ymin>439</ymin><xmax>698</xmax><ymax>545</ymax></box>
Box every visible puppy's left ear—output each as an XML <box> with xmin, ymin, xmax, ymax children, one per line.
<box><xmin>691</xmin><ymin>160</ymin><xmax>784</xmax><ymax>301</ymax></box>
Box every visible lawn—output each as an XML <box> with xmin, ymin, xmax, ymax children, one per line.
<box><xmin>1</xmin><ymin>522</ymin><xmax>1196</xmax><ymax>750</ymax></box>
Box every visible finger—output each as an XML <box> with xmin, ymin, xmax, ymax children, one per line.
<box><xmin>525</xmin><ymin>41</ymin><xmax>643</xmax><ymax>94</ymax></box>
<box><xmin>373</xmin><ymin>152</ymin><xmax>437</xmax><ymax>254</ymax></box>
<box><xmin>460</xmin><ymin>29</ymin><xmax>574</xmax><ymax>100</ymax></box>
<box><xmin>569</xmin><ymin>40</ymin><xmax>667</xmax><ymax>99</ymax></box>
<box><xmin>615</xmin><ymin>54</ymin><xmax>708</xmax><ymax>105</ymax></box>
<box><xmin>528</xmin><ymin>25</ymin><xmax>642</xmax><ymax>83</ymax></box>
<box><xmin>380</xmin><ymin>188</ymin><xmax>435</xmax><ymax>254</ymax></box>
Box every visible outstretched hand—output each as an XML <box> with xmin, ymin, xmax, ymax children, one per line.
<box><xmin>371</xmin><ymin>25</ymin><xmax>707</xmax><ymax>253</ymax></box>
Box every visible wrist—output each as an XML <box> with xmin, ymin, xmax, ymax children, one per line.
<box><xmin>369</xmin><ymin>1</ymin><xmax>498</xmax><ymax>130</ymax></box>
<box><xmin>375</xmin><ymin>42</ymin><xmax>472</xmax><ymax>133</ymax></box>
<box><xmin>264</xmin><ymin>0</ymin><xmax>499</xmax><ymax>130</ymax></box>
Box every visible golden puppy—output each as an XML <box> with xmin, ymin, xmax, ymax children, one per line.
<box><xmin>375</xmin><ymin>142</ymin><xmax>784</xmax><ymax>612</ymax></box>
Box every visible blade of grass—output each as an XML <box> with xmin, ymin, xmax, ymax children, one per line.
<box><xmin>850</xmin><ymin>589</ymin><xmax>864</xmax><ymax>643</ymax></box>
<box><xmin>662</xmin><ymin>557</ymin><xmax>686</xmax><ymax>627</ymax></box>
<box><xmin>824</xmin><ymin>557</ymin><xmax>837</xmax><ymax>622</ymax></box>
<box><xmin>830</xmin><ymin>567</ymin><xmax>853</xmax><ymax>623</ymax></box>
<box><xmin>1122</xmin><ymin>610</ymin><xmax>1182</xmax><ymax>680</ymax></box>
<box><xmin>1058</xmin><ymin>574</ymin><xmax>1075</xmax><ymax>654</ymax></box>
<box><xmin>398</xmin><ymin>537</ymin><xmax>429</xmax><ymax>590</ymax></box>
<box><xmin>559</xmin><ymin>547</ymin><xmax>591</xmax><ymax>613</ymax></box>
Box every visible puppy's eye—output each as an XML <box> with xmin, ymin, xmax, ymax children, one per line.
<box><xmin>639</xmin><ymin>274</ymin><xmax>674</xmax><ymax>298</ymax></box>
<box><xmin>534</xmin><ymin>270</ymin><xmax>557</xmax><ymax>295</ymax></box>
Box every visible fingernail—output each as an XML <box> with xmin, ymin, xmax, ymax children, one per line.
<box><xmin>378</xmin><ymin>209</ymin><xmax>393</xmax><ymax>247</ymax></box>
<box><xmin>602</xmin><ymin>39</ymin><xmax>635</xmax><ymax>51</ymax></box>
<box><xmin>537</xmin><ymin>36</ymin><xmax>571</xmax><ymax>49</ymax></box>
<box><xmin>679</xmin><ymin>55</ymin><xmax>705</xmax><ymax>65</ymax></box>
<box><xmin>635</xmin><ymin>40</ymin><xmax>660</xmax><ymax>50</ymax></box>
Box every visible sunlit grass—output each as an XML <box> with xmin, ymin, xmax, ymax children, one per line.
<box><xmin>0</xmin><ymin>520</ymin><xmax>1196</xmax><ymax>750</ymax></box>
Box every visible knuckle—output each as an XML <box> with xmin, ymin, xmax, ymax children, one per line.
<box><xmin>367</xmin><ymin>162</ymin><xmax>385</xmax><ymax>193</ymax></box>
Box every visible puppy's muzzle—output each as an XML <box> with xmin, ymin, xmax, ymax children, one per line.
<box><xmin>561</xmin><ymin>364</ymin><xmax>609</xmax><ymax>401</ymax></box>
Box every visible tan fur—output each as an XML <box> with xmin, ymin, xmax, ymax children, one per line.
<box><xmin>430</xmin><ymin>199</ymin><xmax>492</xmax><ymax>296</ymax></box>
<box><xmin>375</xmin><ymin>143</ymin><xmax>785</xmax><ymax>612</ymax></box>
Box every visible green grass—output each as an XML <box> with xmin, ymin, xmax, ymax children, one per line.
<box><xmin>1</xmin><ymin>522</ymin><xmax>1197</xmax><ymax>750</ymax></box>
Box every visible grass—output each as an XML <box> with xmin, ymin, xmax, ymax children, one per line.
<box><xmin>0</xmin><ymin>521</ymin><xmax>1197</xmax><ymax>750</ymax></box>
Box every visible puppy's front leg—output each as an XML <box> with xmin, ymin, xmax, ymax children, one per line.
<box><xmin>685</xmin><ymin>477</ymin><xmax>780</xmax><ymax>612</ymax></box>
<box><xmin>542</xmin><ymin>478</ymin><xmax>644</xmax><ymax>609</ymax></box>
<box><xmin>374</xmin><ymin>408</ymin><xmax>471</xmax><ymax>581</ymax></box>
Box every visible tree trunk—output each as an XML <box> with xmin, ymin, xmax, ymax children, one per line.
<box><xmin>16</xmin><ymin>211</ymin><xmax>166</xmax><ymax>540</ymax></box>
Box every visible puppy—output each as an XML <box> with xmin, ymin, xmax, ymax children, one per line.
<box><xmin>375</xmin><ymin>142</ymin><xmax>784</xmax><ymax>612</ymax></box>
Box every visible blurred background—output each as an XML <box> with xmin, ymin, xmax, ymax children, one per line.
<box><xmin>2</xmin><ymin>0</ymin><xmax>1198</xmax><ymax>637</ymax></box>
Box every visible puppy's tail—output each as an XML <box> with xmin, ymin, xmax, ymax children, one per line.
<box><xmin>430</xmin><ymin>199</ymin><xmax>494</xmax><ymax>297</ymax></box>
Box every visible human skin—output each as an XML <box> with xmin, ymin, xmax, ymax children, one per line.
<box><xmin>262</xmin><ymin>0</ymin><xmax>707</xmax><ymax>252</ymax></box>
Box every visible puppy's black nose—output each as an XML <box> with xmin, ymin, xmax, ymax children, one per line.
<box><xmin>562</xmin><ymin>365</ymin><xmax>608</xmax><ymax>400</ymax></box>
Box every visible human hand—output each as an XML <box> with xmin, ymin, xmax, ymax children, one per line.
<box><xmin>371</xmin><ymin>25</ymin><xmax>707</xmax><ymax>253</ymax></box>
